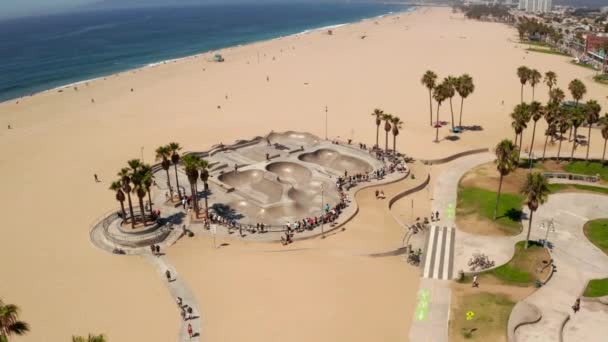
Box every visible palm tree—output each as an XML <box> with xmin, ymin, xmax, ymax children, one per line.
<box><xmin>72</xmin><ymin>334</ymin><xmax>107</xmax><ymax>342</ymax></box>
<box><xmin>168</xmin><ymin>142</ymin><xmax>182</xmax><ymax>199</ymax></box>
<box><xmin>445</xmin><ymin>76</ymin><xmax>457</xmax><ymax>132</ymax></box>
<box><xmin>529</xmin><ymin>69</ymin><xmax>541</xmax><ymax>101</ymax></box>
<box><xmin>528</xmin><ymin>101</ymin><xmax>543</xmax><ymax>155</ymax></box>
<box><xmin>510</xmin><ymin>103</ymin><xmax>530</xmax><ymax>160</ymax></box>
<box><xmin>493</xmin><ymin>139</ymin><xmax>519</xmax><ymax>220</ymax></box>
<box><xmin>118</xmin><ymin>168</ymin><xmax>135</xmax><ymax>228</ymax></box>
<box><xmin>549</xmin><ymin>87</ymin><xmax>565</xmax><ymax>105</ymax></box>
<box><xmin>556</xmin><ymin>113</ymin><xmax>571</xmax><ymax>162</ymax></box>
<box><xmin>199</xmin><ymin>159</ymin><xmax>210</xmax><ymax>218</ymax></box>
<box><xmin>421</xmin><ymin>71</ymin><xmax>438</xmax><ymax>126</ymax></box>
<box><xmin>390</xmin><ymin>116</ymin><xmax>403</xmax><ymax>156</ymax></box>
<box><xmin>433</xmin><ymin>82</ymin><xmax>448</xmax><ymax>142</ymax></box>
<box><xmin>600</xmin><ymin>114</ymin><xmax>608</xmax><ymax>165</ymax></box>
<box><xmin>517</xmin><ymin>66</ymin><xmax>530</xmax><ymax>103</ymax></box>
<box><xmin>371</xmin><ymin>109</ymin><xmax>384</xmax><ymax>150</ymax></box>
<box><xmin>140</xmin><ymin>164</ymin><xmax>154</xmax><ymax>213</ymax></box>
<box><xmin>182</xmin><ymin>154</ymin><xmax>201</xmax><ymax>215</ymax></box>
<box><xmin>542</xmin><ymin>124</ymin><xmax>557</xmax><ymax>161</ymax></box>
<box><xmin>109</xmin><ymin>181</ymin><xmax>127</xmax><ymax>221</ymax></box>
<box><xmin>382</xmin><ymin>113</ymin><xmax>393</xmax><ymax>154</ymax></box>
<box><xmin>568</xmin><ymin>79</ymin><xmax>586</xmax><ymax>106</ymax></box>
<box><xmin>569</xmin><ymin>106</ymin><xmax>586</xmax><ymax>162</ymax></box>
<box><xmin>155</xmin><ymin>145</ymin><xmax>173</xmax><ymax>200</ymax></box>
<box><xmin>544</xmin><ymin>71</ymin><xmax>557</xmax><ymax>93</ymax></box>
<box><xmin>130</xmin><ymin>167</ymin><xmax>148</xmax><ymax>226</ymax></box>
<box><xmin>522</xmin><ymin>173</ymin><xmax>549</xmax><ymax>249</ymax></box>
<box><xmin>455</xmin><ymin>74</ymin><xmax>475</xmax><ymax>129</ymax></box>
<box><xmin>0</xmin><ymin>299</ymin><xmax>29</xmax><ymax>341</ymax></box>
<box><xmin>584</xmin><ymin>100</ymin><xmax>602</xmax><ymax>162</ymax></box>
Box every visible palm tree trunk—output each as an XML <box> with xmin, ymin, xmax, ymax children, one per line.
<box><xmin>449</xmin><ymin>98</ymin><xmax>455</xmax><ymax>131</ymax></box>
<box><xmin>525</xmin><ymin>209</ymin><xmax>534</xmax><ymax>249</ymax></box>
<box><xmin>174</xmin><ymin>164</ymin><xmax>181</xmax><ymax>199</ymax></box>
<box><xmin>557</xmin><ymin>134</ymin><xmax>563</xmax><ymax>161</ymax></box>
<box><xmin>385</xmin><ymin>131</ymin><xmax>389</xmax><ymax>154</ymax></box>
<box><xmin>493</xmin><ymin>174</ymin><xmax>504</xmax><ymax>220</ymax></box>
<box><xmin>375</xmin><ymin>124</ymin><xmax>380</xmax><ymax>149</ymax></box>
<box><xmin>517</xmin><ymin>132</ymin><xmax>524</xmax><ymax>162</ymax></box>
<box><xmin>568</xmin><ymin>127</ymin><xmax>573</xmax><ymax>142</ymax></box>
<box><xmin>532</xmin><ymin>86</ymin><xmax>535</xmax><ymax>101</ymax></box>
<box><xmin>194</xmin><ymin>183</ymin><xmax>199</xmax><ymax>215</ymax></box>
<box><xmin>520</xmin><ymin>84</ymin><xmax>523</xmax><ymax>103</ymax></box>
<box><xmin>603</xmin><ymin>138</ymin><xmax>607</xmax><ymax>165</ymax></box>
<box><xmin>204</xmin><ymin>182</ymin><xmax>209</xmax><ymax>218</ymax></box>
<box><xmin>586</xmin><ymin>125</ymin><xmax>592</xmax><ymax>162</ymax></box>
<box><xmin>530</xmin><ymin>121</ymin><xmax>538</xmax><ymax>155</ymax></box>
<box><xmin>459</xmin><ymin>97</ymin><xmax>464</xmax><ymax>128</ymax></box>
<box><xmin>126</xmin><ymin>192</ymin><xmax>135</xmax><ymax>228</ymax></box>
<box><xmin>429</xmin><ymin>89</ymin><xmax>433</xmax><ymax>126</ymax></box>
<box><xmin>165</xmin><ymin>169</ymin><xmax>173</xmax><ymax>200</ymax></box>
<box><xmin>147</xmin><ymin>187</ymin><xmax>153</xmax><ymax>213</ymax></box>
<box><xmin>542</xmin><ymin>134</ymin><xmax>549</xmax><ymax>161</ymax></box>
<box><xmin>139</xmin><ymin>196</ymin><xmax>146</xmax><ymax>226</ymax></box>
<box><xmin>570</xmin><ymin>128</ymin><xmax>578</xmax><ymax>162</ymax></box>
<box><xmin>435</xmin><ymin>103</ymin><xmax>441</xmax><ymax>142</ymax></box>
<box><xmin>119</xmin><ymin>201</ymin><xmax>127</xmax><ymax>222</ymax></box>
<box><xmin>393</xmin><ymin>134</ymin><xmax>397</xmax><ymax>156</ymax></box>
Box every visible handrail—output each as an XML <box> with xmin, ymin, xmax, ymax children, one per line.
<box><xmin>542</xmin><ymin>172</ymin><xmax>600</xmax><ymax>183</ymax></box>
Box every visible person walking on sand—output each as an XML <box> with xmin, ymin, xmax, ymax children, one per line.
<box><xmin>472</xmin><ymin>275</ymin><xmax>479</xmax><ymax>288</ymax></box>
<box><xmin>187</xmin><ymin>323</ymin><xmax>193</xmax><ymax>338</ymax></box>
<box><xmin>165</xmin><ymin>270</ymin><xmax>171</xmax><ymax>282</ymax></box>
<box><xmin>94</xmin><ymin>174</ymin><xmax>100</xmax><ymax>182</ymax></box>
<box><xmin>435</xmin><ymin>210</ymin><xmax>440</xmax><ymax>221</ymax></box>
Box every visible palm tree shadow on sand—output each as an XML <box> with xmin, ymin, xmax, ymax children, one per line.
<box><xmin>496</xmin><ymin>208</ymin><xmax>523</xmax><ymax>222</ymax></box>
<box><xmin>210</xmin><ymin>203</ymin><xmax>244</xmax><ymax>221</ymax></box>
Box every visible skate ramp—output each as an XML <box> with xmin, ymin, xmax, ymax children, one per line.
<box><xmin>267</xmin><ymin>131</ymin><xmax>320</xmax><ymax>147</ymax></box>
<box><xmin>219</xmin><ymin>170</ymin><xmax>282</xmax><ymax>203</ymax></box>
<box><xmin>299</xmin><ymin>148</ymin><xmax>373</xmax><ymax>174</ymax></box>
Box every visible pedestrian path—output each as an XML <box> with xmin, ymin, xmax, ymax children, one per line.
<box><xmin>422</xmin><ymin>225</ymin><xmax>455</xmax><ymax>280</ymax></box>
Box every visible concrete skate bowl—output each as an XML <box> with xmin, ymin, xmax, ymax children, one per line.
<box><xmin>267</xmin><ymin>131</ymin><xmax>320</xmax><ymax>147</ymax></box>
<box><xmin>266</xmin><ymin>162</ymin><xmax>312</xmax><ymax>184</ymax></box>
<box><xmin>299</xmin><ymin>149</ymin><xmax>373</xmax><ymax>175</ymax></box>
<box><xmin>218</xmin><ymin>169</ymin><xmax>283</xmax><ymax>204</ymax></box>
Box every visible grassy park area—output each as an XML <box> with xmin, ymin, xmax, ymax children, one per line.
<box><xmin>547</xmin><ymin>183</ymin><xmax>608</xmax><ymax>195</ymax></box>
<box><xmin>457</xmin><ymin>186</ymin><xmax>523</xmax><ymax>235</ymax></box>
<box><xmin>487</xmin><ymin>241</ymin><xmax>550</xmax><ymax>285</ymax></box>
<box><xmin>584</xmin><ymin>278</ymin><xmax>608</xmax><ymax>298</ymax></box>
<box><xmin>527</xmin><ymin>47</ymin><xmax>570</xmax><ymax>57</ymax></box>
<box><xmin>583</xmin><ymin>219</ymin><xmax>608</xmax><ymax>256</ymax></box>
<box><xmin>450</xmin><ymin>292</ymin><xmax>515</xmax><ymax>341</ymax></box>
<box><xmin>563</xmin><ymin>161</ymin><xmax>608</xmax><ymax>181</ymax></box>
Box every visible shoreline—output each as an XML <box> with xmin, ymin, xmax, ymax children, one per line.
<box><xmin>1</xmin><ymin>6</ymin><xmax>415</xmax><ymax>105</ymax></box>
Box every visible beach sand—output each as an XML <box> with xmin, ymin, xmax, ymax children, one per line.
<box><xmin>0</xmin><ymin>6</ymin><xmax>607</xmax><ymax>342</ymax></box>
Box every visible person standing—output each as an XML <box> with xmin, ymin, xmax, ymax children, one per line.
<box><xmin>187</xmin><ymin>323</ymin><xmax>193</xmax><ymax>338</ymax></box>
<box><xmin>165</xmin><ymin>270</ymin><xmax>171</xmax><ymax>282</ymax></box>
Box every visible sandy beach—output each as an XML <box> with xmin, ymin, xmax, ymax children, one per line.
<box><xmin>1</xmin><ymin>6</ymin><xmax>607</xmax><ymax>342</ymax></box>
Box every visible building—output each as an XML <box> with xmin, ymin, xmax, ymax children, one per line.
<box><xmin>585</xmin><ymin>34</ymin><xmax>608</xmax><ymax>72</ymax></box>
<box><xmin>518</xmin><ymin>0</ymin><xmax>552</xmax><ymax>13</ymax></box>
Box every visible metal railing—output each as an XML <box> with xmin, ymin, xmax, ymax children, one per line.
<box><xmin>542</xmin><ymin>172</ymin><xmax>600</xmax><ymax>183</ymax></box>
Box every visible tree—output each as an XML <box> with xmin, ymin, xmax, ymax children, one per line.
<box><xmin>522</xmin><ymin>173</ymin><xmax>549</xmax><ymax>249</ymax></box>
<box><xmin>455</xmin><ymin>74</ymin><xmax>475</xmax><ymax>129</ymax></box>
<box><xmin>549</xmin><ymin>87</ymin><xmax>565</xmax><ymax>105</ymax></box>
<box><xmin>140</xmin><ymin>164</ymin><xmax>154</xmax><ymax>214</ymax></box>
<box><xmin>371</xmin><ymin>109</ymin><xmax>384</xmax><ymax>150</ymax></box>
<box><xmin>169</xmin><ymin>142</ymin><xmax>183</xmax><ymax>199</ymax></box>
<box><xmin>129</xmin><ymin>160</ymin><xmax>148</xmax><ymax>226</ymax></box>
<box><xmin>584</xmin><ymin>100</ymin><xmax>602</xmax><ymax>162</ymax></box>
<box><xmin>391</xmin><ymin>116</ymin><xmax>403</xmax><ymax>156</ymax></box>
<box><xmin>493</xmin><ymin>139</ymin><xmax>519</xmax><ymax>220</ymax></box>
<box><xmin>510</xmin><ymin>103</ymin><xmax>530</xmax><ymax>160</ymax></box>
<box><xmin>568</xmin><ymin>79</ymin><xmax>586</xmax><ymax>105</ymax></box>
<box><xmin>0</xmin><ymin>299</ymin><xmax>29</xmax><ymax>341</ymax></box>
<box><xmin>529</xmin><ymin>69</ymin><xmax>542</xmax><ymax>101</ymax></box>
<box><xmin>528</xmin><ymin>101</ymin><xmax>543</xmax><ymax>155</ymax></box>
<box><xmin>155</xmin><ymin>145</ymin><xmax>173</xmax><ymax>200</ymax></box>
<box><xmin>544</xmin><ymin>71</ymin><xmax>557</xmax><ymax>93</ymax></box>
<box><xmin>445</xmin><ymin>76</ymin><xmax>457</xmax><ymax>132</ymax></box>
<box><xmin>109</xmin><ymin>181</ymin><xmax>127</xmax><ymax>221</ymax></box>
<box><xmin>382</xmin><ymin>113</ymin><xmax>393</xmax><ymax>154</ymax></box>
<box><xmin>72</xmin><ymin>334</ymin><xmax>107</xmax><ymax>342</ymax></box>
<box><xmin>542</xmin><ymin>124</ymin><xmax>557</xmax><ymax>162</ymax></box>
<box><xmin>118</xmin><ymin>168</ymin><xmax>136</xmax><ymax>229</ymax></box>
<box><xmin>517</xmin><ymin>66</ymin><xmax>530</xmax><ymax>103</ymax></box>
<box><xmin>600</xmin><ymin>114</ymin><xmax>608</xmax><ymax>164</ymax></box>
<box><xmin>199</xmin><ymin>159</ymin><xmax>210</xmax><ymax>219</ymax></box>
<box><xmin>556</xmin><ymin>113</ymin><xmax>571</xmax><ymax>162</ymax></box>
<box><xmin>182</xmin><ymin>154</ymin><xmax>201</xmax><ymax>215</ymax></box>
<box><xmin>433</xmin><ymin>81</ymin><xmax>449</xmax><ymax>142</ymax></box>
<box><xmin>421</xmin><ymin>71</ymin><xmax>438</xmax><ymax>126</ymax></box>
<box><xmin>569</xmin><ymin>106</ymin><xmax>586</xmax><ymax>162</ymax></box>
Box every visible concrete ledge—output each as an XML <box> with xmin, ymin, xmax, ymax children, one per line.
<box><xmin>507</xmin><ymin>301</ymin><xmax>542</xmax><ymax>342</ymax></box>
<box><xmin>418</xmin><ymin>148</ymin><xmax>489</xmax><ymax>165</ymax></box>
<box><xmin>559</xmin><ymin>313</ymin><xmax>570</xmax><ymax>342</ymax></box>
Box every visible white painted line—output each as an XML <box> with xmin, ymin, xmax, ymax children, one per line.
<box><xmin>423</xmin><ymin>225</ymin><xmax>436</xmax><ymax>278</ymax></box>
<box><xmin>442</xmin><ymin>227</ymin><xmax>453</xmax><ymax>280</ymax></box>
<box><xmin>560</xmin><ymin>210</ymin><xmax>588</xmax><ymax>221</ymax></box>
<box><xmin>433</xmin><ymin>226</ymin><xmax>445</xmax><ymax>279</ymax></box>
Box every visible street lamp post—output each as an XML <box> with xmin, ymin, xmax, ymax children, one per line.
<box><xmin>544</xmin><ymin>219</ymin><xmax>555</xmax><ymax>248</ymax></box>
<box><xmin>325</xmin><ymin>105</ymin><xmax>328</xmax><ymax>140</ymax></box>
<box><xmin>321</xmin><ymin>185</ymin><xmax>325</xmax><ymax>238</ymax></box>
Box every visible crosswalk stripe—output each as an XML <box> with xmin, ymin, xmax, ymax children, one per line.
<box><xmin>442</xmin><ymin>227</ymin><xmax>453</xmax><ymax>280</ymax></box>
<box><xmin>423</xmin><ymin>225</ymin><xmax>436</xmax><ymax>278</ymax></box>
<box><xmin>433</xmin><ymin>227</ymin><xmax>445</xmax><ymax>279</ymax></box>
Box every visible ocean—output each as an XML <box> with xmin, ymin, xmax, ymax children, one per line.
<box><xmin>0</xmin><ymin>3</ymin><xmax>410</xmax><ymax>103</ymax></box>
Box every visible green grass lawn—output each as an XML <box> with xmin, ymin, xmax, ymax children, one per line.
<box><xmin>564</xmin><ymin>161</ymin><xmax>608</xmax><ymax>181</ymax></box>
<box><xmin>485</xmin><ymin>241</ymin><xmax>548</xmax><ymax>286</ymax></box>
<box><xmin>521</xmin><ymin>40</ymin><xmax>549</xmax><ymax>47</ymax></box>
<box><xmin>547</xmin><ymin>183</ymin><xmax>608</xmax><ymax>195</ymax></box>
<box><xmin>450</xmin><ymin>292</ymin><xmax>515</xmax><ymax>340</ymax></box>
<box><xmin>527</xmin><ymin>47</ymin><xmax>570</xmax><ymax>57</ymax></box>
<box><xmin>593</xmin><ymin>74</ymin><xmax>608</xmax><ymax>85</ymax></box>
<box><xmin>457</xmin><ymin>186</ymin><xmax>523</xmax><ymax>234</ymax></box>
<box><xmin>583</xmin><ymin>219</ymin><xmax>608</xmax><ymax>256</ymax></box>
<box><xmin>584</xmin><ymin>278</ymin><xmax>608</xmax><ymax>297</ymax></box>
<box><xmin>570</xmin><ymin>60</ymin><xmax>598</xmax><ymax>71</ymax></box>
